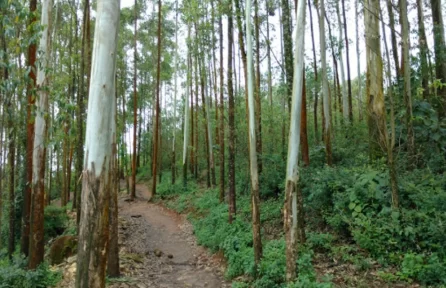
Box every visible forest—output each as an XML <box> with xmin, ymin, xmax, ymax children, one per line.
<box><xmin>0</xmin><ymin>0</ymin><xmax>445</xmax><ymax>287</ymax></box>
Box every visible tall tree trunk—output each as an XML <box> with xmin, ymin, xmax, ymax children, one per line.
<box><xmin>183</xmin><ymin>26</ymin><xmax>191</xmax><ymax>187</ymax></box>
<box><xmin>172</xmin><ymin>0</ymin><xmax>178</xmax><ymax>185</ymax></box>
<box><xmin>77</xmin><ymin>0</ymin><xmax>91</xmax><ymax>225</ymax></box>
<box><xmin>197</xmin><ymin>51</ymin><xmax>211</xmax><ymax>188</ymax></box>
<box><xmin>301</xmin><ymin>77</ymin><xmax>309</xmax><ymax>166</ymax></box>
<box><xmin>266</xmin><ymin>1</ymin><xmax>273</xmax><ymax>106</ymax></box>
<box><xmin>399</xmin><ymin>0</ymin><xmax>415</xmax><ymax>164</ymax></box>
<box><xmin>107</xmin><ymin>75</ymin><xmax>120</xmax><ymax>277</ymax></box>
<box><xmin>2</xmin><ymin>20</ymin><xmax>15</xmax><ymax>259</ymax></box>
<box><xmin>285</xmin><ymin>0</ymin><xmax>306</xmax><ymax>282</ymax></box>
<box><xmin>22</xmin><ymin>0</ymin><xmax>38</xmax><ymax>257</ymax></box>
<box><xmin>336</xmin><ymin>1</ymin><xmax>348</xmax><ymax>121</ymax></box>
<box><xmin>281</xmin><ymin>0</ymin><xmax>293</xmax><ymax>111</ymax></box>
<box><xmin>254</xmin><ymin>0</ymin><xmax>263</xmax><ymax>174</ymax></box>
<box><xmin>228</xmin><ymin>2</ymin><xmax>236</xmax><ymax>223</ymax></box>
<box><xmin>75</xmin><ymin>0</ymin><xmax>119</xmax><ymax>285</ymax></box>
<box><xmin>416</xmin><ymin>1</ymin><xmax>429</xmax><ymax>99</ymax></box>
<box><xmin>386</xmin><ymin>0</ymin><xmax>400</xmax><ymax>78</ymax></box>
<box><xmin>308</xmin><ymin>0</ymin><xmax>319</xmax><ymax>142</ymax></box>
<box><xmin>364</xmin><ymin>0</ymin><xmax>388</xmax><ymax>160</ymax></box>
<box><xmin>341</xmin><ymin>0</ymin><xmax>353</xmax><ymax>122</ymax></box>
<box><xmin>355</xmin><ymin>0</ymin><xmax>363</xmax><ymax>120</ymax></box>
<box><xmin>29</xmin><ymin>0</ymin><xmax>52</xmax><ymax>269</ymax></box>
<box><xmin>218</xmin><ymin>0</ymin><xmax>225</xmax><ymax>203</ymax></box>
<box><xmin>319</xmin><ymin>0</ymin><xmax>333</xmax><ymax>166</ymax></box>
<box><xmin>246</xmin><ymin>0</ymin><xmax>262</xmax><ymax>268</ymax></box>
<box><xmin>381</xmin><ymin>7</ymin><xmax>400</xmax><ymax>210</ymax></box>
<box><xmin>131</xmin><ymin>0</ymin><xmax>137</xmax><ymax>200</ymax></box>
<box><xmin>151</xmin><ymin>0</ymin><xmax>162</xmax><ymax>197</ymax></box>
<box><xmin>430</xmin><ymin>0</ymin><xmax>446</xmax><ymax>117</ymax></box>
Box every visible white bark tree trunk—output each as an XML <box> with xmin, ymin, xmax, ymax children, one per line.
<box><xmin>336</xmin><ymin>1</ymin><xmax>348</xmax><ymax>120</ymax></box>
<box><xmin>319</xmin><ymin>0</ymin><xmax>333</xmax><ymax>165</ymax></box>
<box><xmin>284</xmin><ymin>0</ymin><xmax>306</xmax><ymax>281</ymax></box>
<box><xmin>355</xmin><ymin>0</ymin><xmax>362</xmax><ymax>120</ymax></box>
<box><xmin>246</xmin><ymin>0</ymin><xmax>262</xmax><ymax>265</ymax></box>
<box><xmin>76</xmin><ymin>0</ymin><xmax>120</xmax><ymax>286</ymax></box>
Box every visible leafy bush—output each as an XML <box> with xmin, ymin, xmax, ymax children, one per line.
<box><xmin>44</xmin><ymin>205</ymin><xmax>69</xmax><ymax>241</ymax></box>
<box><xmin>0</xmin><ymin>255</ymin><xmax>61</xmax><ymax>288</ymax></box>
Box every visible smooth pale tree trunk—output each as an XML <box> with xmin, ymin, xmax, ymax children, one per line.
<box><xmin>131</xmin><ymin>0</ymin><xmax>137</xmax><ymax>200</ymax></box>
<box><xmin>29</xmin><ymin>0</ymin><xmax>52</xmax><ymax>269</ymax></box>
<box><xmin>319</xmin><ymin>0</ymin><xmax>333</xmax><ymax>166</ymax></box>
<box><xmin>183</xmin><ymin>26</ymin><xmax>191</xmax><ymax>187</ymax></box>
<box><xmin>202</xmin><ymin>57</ymin><xmax>216</xmax><ymax>188</ymax></box>
<box><xmin>399</xmin><ymin>0</ymin><xmax>415</xmax><ymax>165</ymax></box>
<box><xmin>430</xmin><ymin>0</ymin><xmax>446</xmax><ymax>117</ymax></box>
<box><xmin>285</xmin><ymin>0</ymin><xmax>306</xmax><ymax>282</ymax></box>
<box><xmin>172</xmin><ymin>1</ymin><xmax>178</xmax><ymax>185</ymax></box>
<box><xmin>246</xmin><ymin>0</ymin><xmax>262</xmax><ymax>268</ymax></box>
<box><xmin>416</xmin><ymin>1</ymin><xmax>429</xmax><ymax>99</ymax></box>
<box><xmin>218</xmin><ymin>0</ymin><xmax>225</xmax><ymax>202</ymax></box>
<box><xmin>381</xmin><ymin>9</ymin><xmax>400</xmax><ymax>210</ymax></box>
<box><xmin>308</xmin><ymin>0</ymin><xmax>319</xmax><ymax>142</ymax></box>
<box><xmin>197</xmin><ymin>51</ymin><xmax>211</xmax><ymax>188</ymax></box>
<box><xmin>228</xmin><ymin>1</ymin><xmax>236</xmax><ymax>223</ymax></box>
<box><xmin>364</xmin><ymin>0</ymin><xmax>388</xmax><ymax>160</ymax></box>
<box><xmin>341</xmin><ymin>0</ymin><xmax>353</xmax><ymax>122</ymax></box>
<box><xmin>355</xmin><ymin>0</ymin><xmax>363</xmax><ymax>120</ymax></box>
<box><xmin>75</xmin><ymin>0</ymin><xmax>119</xmax><ymax>286</ymax></box>
<box><xmin>266</xmin><ymin>1</ymin><xmax>272</xmax><ymax>106</ymax></box>
<box><xmin>151</xmin><ymin>0</ymin><xmax>162</xmax><ymax>197</ymax></box>
<box><xmin>336</xmin><ymin>1</ymin><xmax>348</xmax><ymax>121</ymax></box>
<box><xmin>22</xmin><ymin>0</ymin><xmax>38</xmax><ymax>257</ymax></box>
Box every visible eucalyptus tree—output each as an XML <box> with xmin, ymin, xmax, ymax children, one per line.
<box><xmin>218</xmin><ymin>0</ymin><xmax>225</xmax><ymax>202</ymax></box>
<box><xmin>318</xmin><ymin>0</ymin><xmax>333</xmax><ymax>166</ymax></box>
<box><xmin>341</xmin><ymin>0</ymin><xmax>352</xmax><ymax>122</ymax></box>
<box><xmin>131</xmin><ymin>0</ymin><xmax>137</xmax><ymax>200</ymax></box>
<box><xmin>22</xmin><ymin>0</ymin><xmax>38</xmax><ymax>257</ymax></box>
<box><xmin>281</xmin><ymin>0</ymin><xmax>293</xmax><ymax>110</ymax></box>
<box><xmin>29</xmin><ymin>0</ymin><xmax>52</xmax><ymax>269</ymax></box>
<box><xmin>416</xmin><ymin>1</ymin><xmax>430</xmax><ymax>99</ymax></box>
<box><xmin>227</xmin><ymin>0</ymin><xmax>236</xmax><ymax>223</ymax></box>
<box><xmin>430</xmin><ymin>0</ymin><xmax>446</xmax><ymax>117</ymax></box>
<box><xmin>381</xmin><ymin>7</ymin><xmax>399</xmax><ymax>210</ymax></box>
<box><xmin>364</xmin><ymin>0</ymin><xmax>388</xmax><ymax>161</ymax></box>
<box><xmin>284</xmin><ymin>0</ymin><xmax>306</xmax><ymax>281</ymax></box>
<box><xmin>246</xmin><ymin>0</ymin><xmax>262</xmax><ymax>267</ymax></box>
<box><xmin>335</xmin><ymin>1</ymin><xmax>348</xmax><ymax>121</ymax></box>
<box><xmin>386</xmin><ymin>0</ymin><xmax>400</xmax><ymax>79</ymax></box>
<box><xmin>355</xmin><ymin>0</ymin><xmax>362</xmax><ymax>120</ymax></box>
<box><xmin>75</xmin><ymin>0</ymin><xmax>119</xmax><ymax>286</ymax></box>
<box><xmin>171</xmin><ymin>0</ymin><xmax>178</xmax><ymax>185</ymax></box>
<box><xmin>399</xmin><ymin>0</ymin><xmax>414</xmax><ymax>164</ymax></box>
<box><xmin>151</xmin><ymin>0</ymin><xmax>162</xmax><ymax>197</ymax></box>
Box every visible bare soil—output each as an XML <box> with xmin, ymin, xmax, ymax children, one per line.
<box><xmin>110</xmin><ymin>182</ymin><xmax>229</xmax><ymax>288</ymax></box>
<box><xmin>52</xmin><ymin>182</ymin><xmax>229</xmax><ymax>288</ymax></box>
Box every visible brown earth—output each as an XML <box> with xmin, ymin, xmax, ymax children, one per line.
<box><xmin>52</xmin><ymin>182</ymin><xmax>229</xmax><ymax>288</ymax></box>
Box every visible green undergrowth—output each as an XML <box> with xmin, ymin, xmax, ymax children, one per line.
<box><xmin>0</xmin><ymin>253</ymin><xmax>61</xmax><ymax>288</ymax></box>
<box><xmin>155</xmin><ymin>174</ymin><xmax>332</xmax><ymax>288</ymax></box>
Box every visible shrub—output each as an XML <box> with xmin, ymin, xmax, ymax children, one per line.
<box><xmin>0</xmin><ymin>255</ymin><xmax>61</xmax><ymax>288</ymax></box>
<box><xmin>44</xmin><ymin>205</ymin><xmax>69</xmax><ymax>241</ymax></box>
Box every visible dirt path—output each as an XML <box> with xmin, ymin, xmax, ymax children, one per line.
<box><xmin>112</xmin><ymin>183</ymin><xmax>229</xmax><ymax>288</ymax></box>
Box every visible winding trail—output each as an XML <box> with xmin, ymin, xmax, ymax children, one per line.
<box><xmin>113</xmin><ymin>183</ymin><xmax>229</xmax><ymax>288</ymax></box>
